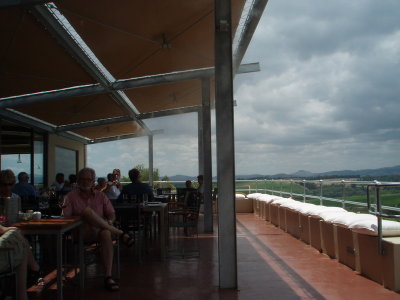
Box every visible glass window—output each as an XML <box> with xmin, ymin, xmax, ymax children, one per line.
<box><xmin>33</xmin><ymin>134</ymin><xmax>44</xmax><ymax>187</ymax></box>
<box><xmin>55</xmin><ymin>146</ymin><xmax>77</xmax><ymax>178</ymax></box>
<box><xmin>0</xmin><ymin>120</ymin><xmax>31</xmax><ymax>177</ymax></box>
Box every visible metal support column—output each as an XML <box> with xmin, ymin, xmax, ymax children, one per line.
<box><xmin>198</xmin><ymin>111</ymin><xmax>204</xmax><ymax>176</ymax></box>
<box><xmin>202</xmin><ymin>78</ymin><xmax>213</xmax><ymax>233</ymax></box>
<box><xmin>148</xmin><ymin>135</ymin><xmax>154</xmax><ymax>187</ymax></box>
<box><xmin>215</xmin><ymin>0</ymin><xmax>237</xmax><ymax>289</ymax></box>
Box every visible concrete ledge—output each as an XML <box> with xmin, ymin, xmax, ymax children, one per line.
<box><xmin>236</xmin><ymin>197</ymin><xmax>253</xmax><ymax>213</ymax></box>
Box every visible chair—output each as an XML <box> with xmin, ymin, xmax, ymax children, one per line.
<box><xmin>168</xmin><ymin>190</ymin><xmax>201</xmax><ymax>258</ymax></box>
<box><xmin>20</xmin><ymin>195</ymin><xmax>39</xmax><ymax>211</ymax></box>
<box><xmin>114</xmin><ymin>195</ymin><xmax>146</xmax><ymax>262</ymax></box>
<box><xmin>0</xmin><ymin>247</ymin><xmax>18</xmax><ymax>300</ymax></box>
<box><xmin>65</xmin><ymin>227</ymin><xmax>121</xmax><ymax>281</ymax></box>
<box><xmin>156</xmin><ymin>188</ymin><xmax>171</xmax><ymax>196</ymax></box>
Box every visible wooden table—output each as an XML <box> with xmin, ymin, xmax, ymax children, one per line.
<box><xmin>13</xmin><ymin>217</ymin><xmax>84</xmax><ymax>300</ymax></box>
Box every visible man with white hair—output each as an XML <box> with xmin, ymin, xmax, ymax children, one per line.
<box><xmin>62</xmin><ymin>167</ymin><xmax>133</xmax><ymax>291</ymax></box>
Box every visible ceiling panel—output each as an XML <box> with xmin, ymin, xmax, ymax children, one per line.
<box><xmin>13</xmin><ymin>93</ymin><xmax>127</xmax><ymax>125</ymax></box>
<box><xmin>0</xmin><ymin>6</ymin><xmax>95</xmax><ymax>98</ymax></box>
<box><xmin>72</xmin><ymin>120</ymin><xmax>142</xmax><ymax>140</ymax></box>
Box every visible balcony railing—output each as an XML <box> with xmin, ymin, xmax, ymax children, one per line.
<box><xmin>235</xmin><ymin>179</ymin><xmax>400</xmax><ymax>215</ymax></box>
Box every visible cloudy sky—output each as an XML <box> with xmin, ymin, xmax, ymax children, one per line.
<box><xmin>88</xmin><ymin>0</ymin><xmax>400</xmax><ymax>179</ymax></box>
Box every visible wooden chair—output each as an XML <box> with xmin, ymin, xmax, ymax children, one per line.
<box><xmin>114</xmin><ymin>195</ymin><xmax>146</xmax><ymax>262</ymax></box>
<box><xmin>0</xmin><ymin>247</ymin><xmax>18</xmax><ymax>299</ymax></box>
<box><xmin>168</xmin><ymin>190</ymin><xmax>201</xmax><ymax>258</ymax></box>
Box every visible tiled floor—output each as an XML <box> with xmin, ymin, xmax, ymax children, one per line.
<box><xmin>31</xmin><ymin>213</ymin><xmax>400</xmax><ymax>299</ymax></box>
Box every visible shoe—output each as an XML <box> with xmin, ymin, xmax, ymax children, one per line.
<box><xmin>121</xmin><ymin>232</ymin><xmax>135</xmax><ymax>248</ymax></box>
<box><xmin>27</xmin><ymin>269</ymin><xmax>44</xmax><ymax>287</ymax></box>
<box><xmin>104</xmin><ymin>276</ymin><xmax>119</xmax><ymax>291</ymax></box>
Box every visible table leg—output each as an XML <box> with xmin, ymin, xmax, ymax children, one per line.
<box><xmin>79</xmin><ymin>224</ymin><xmax>85</xmax><ymax>288</ymax></box>
<box><xmin>160</xmin><ymin>207</ymin><xmax>166</xmax><ymax>260</ymax></box>
<box><xmin>56</xmin><ymin>233</ymin><xmax>63</xmax><ymax>300</ymax></box>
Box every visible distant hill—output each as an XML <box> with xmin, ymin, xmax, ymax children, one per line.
<box><xmin>168</xmin><ymin>165</ymin><xmax>400</xmax><ymax>181</ymax></box>
<box><xmin>169</xmin><ymin>175</ymin><xmax>197</xmax><ymax>181</ymax></box>
<box><xmin>235</xmin><ymin>165</ymin><xmax>400</xmax><ymax>179</ymax></box>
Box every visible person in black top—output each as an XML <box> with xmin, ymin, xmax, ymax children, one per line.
<box><xmin>117</xmin><ymin>168</ymin><xmax>154</xmax><ymax>202</ymax></box>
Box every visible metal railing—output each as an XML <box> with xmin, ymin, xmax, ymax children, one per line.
<box><xmin>235</xmin><ymin>179</ymin><xmax>400</xmax><ymax>214</ymax></box>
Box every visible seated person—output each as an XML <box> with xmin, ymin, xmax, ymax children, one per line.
<box><xmin>51</xmin><ymin>173</ymin><xmax>65</xmax><ymax>192</ymax></box>
<box><xmin>62</xmin><ymin>174</ymin><xmax>78</xmax><ymax>193</ymax></box>
<box><xmin>0</xmin><ymin>169</ymin><xmax>22</xmax><ymax>225</ymax></box>
<box><xmin>94</xmin><ymin>177</ymin><xmax>107</xmax><ymax>192</ymax></box>
<box><xmin>12</xmin><ymin>172</ymin><xmax>38</xmax><ymax>198</ymax></box>
<box><xmin>62</xmin><ymin>168</ymin><xmax>133</xmax><ymax>292</ymax></box>
<box><xmin>105</xmin><ymin>173</ymin><xmax>121</xmax><ymax>202</ymax></box>
<box><xmin>118</xmin><ymin>168</ymin><xmax>154</xmax><ymax>202</ymax></box>
<box><xmin>0</xmin><ymin>225</ymin><xmax>40</xmax><ymax>300</ymax></box>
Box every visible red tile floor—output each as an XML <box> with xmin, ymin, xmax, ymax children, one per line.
<box><xmin>30</xmin><ymin>213</ymin><xmax>400</xmax><ymax>299</ymax></box>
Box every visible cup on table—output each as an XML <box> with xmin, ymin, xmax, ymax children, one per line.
<box><xmin>32</xmin><ymin>211</ymin><xmax>42</xmax><ymax>221</ymax></box>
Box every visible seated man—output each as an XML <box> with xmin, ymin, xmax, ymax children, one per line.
<box><xmin>118</xmin><ymin>168</ymin><xmax>154</xmax><ymax>202</ymax></box>
<box><xmin>62</xmin><ymin>167</ymin><xmax>133</xmax><ymax>292</ymax></box>
<box><xmin>12</xmin><ymin>172</ymin><xmax>38</xmax><ymax>198</ymax></box>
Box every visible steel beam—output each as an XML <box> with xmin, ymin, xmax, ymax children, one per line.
<box><xmin>31</xmin><ymin>4</ymin><xmax>151</xmax><ymax>134</ymax></box>
<box><xmin>55</xmin><ymin>116</ymin><xmax>133</xmax><ymax>132</ymax></box>
<box><xmin>233</xmin><ymin>0</ymin><xmax>269</xmax><ymax>72</ymax></box>
<box><xmin>148</xmin><ymin>135</ymin><xmax>154</xmax><ymax>187</ymax></box>
<box><xmin>198</xmin><ymin>110</ymin><xmax>204</xmax><ymax>177</ymax></box>
<box><xmin>201</xmin><ymin>78</ymin><xmax>213</xmax><ymax>233</ymax></box>
<box><xmin>0</xmin><ymin>0</ymin><xmax>52</xmax><ymax>8</ymax></box>
<box><xmin>139</xmin><ymin>106</ymin><xmax>200</xmax><ymax>119</ymax></box>
<box><xmin>88</xmin><ymin>129</ymin><xmax>163</xmax><ymax>144</ymax></box>
<box><xmin>114</xmin><ymin>68</ymin><xmax>214</xmax><ymax>91</ymax></box>
<box><xmin>0</xmin><ymin>63</ymin><xmax>259</xmax><ymax>108</ymax></box>
<box><xmin>0</xmin><ymin>84</ymin><xmax>104</xmax><ymax>109</ymax></box>
<box><xmin>0</xmin><ymin>109</ymin><xmax>89</xmax><ymax>144</ymax></box>
<box><xmin>215</xmin><ymin>0</ymin><xmax>237</xmax><ymax>289</ymax></box>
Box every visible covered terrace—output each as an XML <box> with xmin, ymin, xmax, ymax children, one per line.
<box><xmin>1</xmin><ymin>0</ymin><xmax>267</xmax><ymax>292</ymax></box>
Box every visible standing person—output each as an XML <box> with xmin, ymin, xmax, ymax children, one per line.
<box><xmin>185</xmin><ymin>180</ymin><xmax>193</xmax><ymax>189</ymax></box>
<box><xmin>0</xmin><ymin>169</ymin><xmax>21</xmax><ymax>226</ymax></box>
<box><xmin>118</xmin><ymin>168</ymin><xmax>154</xmax><ymax>201</ymax></box>
<box><xmin>197</xmin><ymin>175</ymin><xmax>204</xmax><ymax>196</ymax></box>
<box><xmin>12</xmin><ymin>172</ymin><xmax>37</xmax><ymax>198</ymax></box>
<box><xmin>62</xmin><ymin>168</ymin><xmax>134</xmax><ymax>292</ymax></box>
<box><xmin>112</xmin><ymin>169</ymin><xmax>122</xmax><ymax>185</ymax></box>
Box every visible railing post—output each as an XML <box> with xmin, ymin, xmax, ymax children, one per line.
<box><xmin>270</xmin><ymin>180</ymin><xmax>274</xmax><ymax>196</ymax></box>
<box><xmin>341</xmin><ymin>180</ymin><xmax>345</xmax><ymax>209</ymax></box>
<box><xmin>256</xmin><ymin>179</ymin><xmax>258</xmax><ymax>193</ymax></box>
<box><xmin>375</xmin><ymin>183</ymin><xmax>384</xmax><ymax>254</ymax></box>
<box><xmin>319</xmin><ymin>180</ymin><xmax>323</xmax><ymax>206</ymax></box>
<box><xmin>280</xmin><ymin>180</ymin><xmax>283</xmax><ymax>197</ymax></box>
<box><xmin>264</xmin><ymin>179</ymin><xmax>267</xmax><ymax>194</ymax></box>
<box><xmin>302</xmin><ymin>180</ymin><xmax>306</xmax><ymax>203</ymax></box>
<box><xmin>290</xmin><ymin>179</ymin><xmax>293</xmax><ymax>198</ymax></box>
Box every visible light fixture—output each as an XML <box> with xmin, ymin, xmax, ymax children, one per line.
<box><xmin>17</xmin><ymin>154</ymin><xmax>22</xmax><ymax>163</ymax></box>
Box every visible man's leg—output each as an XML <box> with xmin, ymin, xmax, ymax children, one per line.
<box><xmin>99</xmin><ymin>229</ymin><xmax>114</xmax><ymax>277</ymax></box>
<box><xmin>98</xmin><ymin>229</ymin><xmax>119</xmax><ymax>291</ymax></box>
<box><xmin>81</xmin><ymin>207</ymin><xmax>123</xmax><ymax>236</ymax></box>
